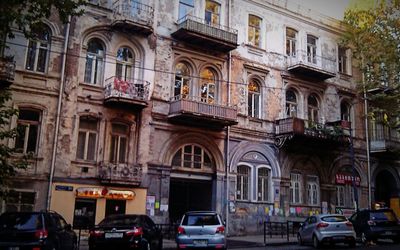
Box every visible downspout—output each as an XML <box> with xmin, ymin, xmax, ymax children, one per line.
<box><xmin>46</xmin><ymin>16</ymin><xmax>71</xmax><ymax>210</ymax></box>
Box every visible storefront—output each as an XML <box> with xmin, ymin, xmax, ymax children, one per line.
<box><xmin>50</xmin><ymin>182</ymin><xmax>147</xmax><ymax>228</ymax></box>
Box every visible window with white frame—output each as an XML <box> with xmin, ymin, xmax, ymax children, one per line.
<box><xmin>286</xmin><ymin>28</ymin><xmax>297</xmax><ymax>57</ymax></box>
<box><xmin>307</xmin><ymin>176</ymin><xmax>319</xmax><ymax>206</ymax></box>
<box><xmin>257</xmin><ymin>167</ymin><xmax>270</xmax><ymax>202</ymax></box>
<box><xmin>1</xmin><ymin>190</ymin><xmax>35</xmax><ymax>213</ymax></box>
<box><xmin>290</xmin><ymin>173</ymin><xmax>301</xmax><ymax>204</ymax></box>
<box><xmin>236</xmin><ymin>165</ymin><xmax>250</xmax><ymax>201</ymax></box>
<box><xmin>286</xmin><ymin>89</ymin><xmax>298</xmax><ymax>117</ymax></box>
<box><xmin>248</xmin><ymin>15</ymin><xmax>261</xmax><ymax>47</ymax></box>
<box><xmin>205</xmin><ymin>0</ymin><xmax>220</xmax><ymax>25</ymax></box>
<box><xmin>174</xmin><ymin>62</ymin><xmax>191</xmax><ymax>98</ymax></box>
<box><xmin>171</xmin><ymin>144</ymin><xmax>213</xmax><ymax>169</ymax></box>
<box><xmin>307</xmin><ymin>35</ymin><xmax>317</xmax><ymax>64</ymax></box>
<box><xmin>178</xmin><ymin>0</ymin><xmax>194</xmax><ymax>20</ymax></box>
<box><xmin>76</xmin><ymin>117</ymin><xmax>98</xmax><ymax>161</ymax></box>
<box><xmin>15</xmin><ymin>109</ymin><xmax>41</xmax><ymax>154</ymax></box>
<box><xmin>248</xmin><ymin>79</ymin><xmax>260</xmax><ymax>118</ymax></box>
<box><xmin>341</xmin><ymin>101</ymin><xmax>351</xmax><ymax>122</ymax></box>
<box><xmin>336</xmin><ymin>185</ymin><xmax>357</xmax><ymax>208</ymax></box>
<box><xmin>25</xmin><ymin>24</ymin><xmax>51</xmax><ymax>73</ymax></box>
<box><xmin>84</xmin><ymin>39</ymin><xmax>104</xmax><ymax>85</ymax></box>
<box><xmin>338</xmin><ymin>47</ymin><xmax>351</xmax><ymax>74</ymax></box>
<box><xmin>200</xmin><ymin>68</ymin><xmax>216</xmax><ymax>104</ymax></box>
<box><xmin>116</xmin><ymin>47</ymin><xmax>134</xmax><ymax>81</ymax></box>
<box><xmin>110</xmin><ymin>123</ymin><xmax>129</xmax><ymax>164</ymax></box>
<box><xmin>307</xmin><ymin>94</ymin><xmax>319</xmax><ymax>125</ymax></box>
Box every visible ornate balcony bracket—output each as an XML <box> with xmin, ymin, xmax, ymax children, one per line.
<box><xmin>275</xmin><ymin>134</ymin><xmax>294</xmax><ymax>148</ymax></box>
<box><xmin>98</xmin><ymin>162</ymin><xmax>142</xmax><ymax>186</ymax></box>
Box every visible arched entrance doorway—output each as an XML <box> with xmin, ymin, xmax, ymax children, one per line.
<box><xmin>375</xmin><ymin>170</ymin><xmax>398</xmax><ymax>208</ymax></box>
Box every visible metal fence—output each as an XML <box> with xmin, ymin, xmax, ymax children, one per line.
<box><xmin>263</xmin><ymin>221</ymin><xmax>302</xmax><ymax>244</ymax></box>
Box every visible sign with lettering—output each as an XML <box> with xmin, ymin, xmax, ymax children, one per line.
<box><xmin>76</xmin><ymin>187</ymin><xmax>135</xmax><ymax>200</ymax></box>
<box><xmin>55</xmin><ymin>185</ymin><xmax>73</xmax><ymax>191</ymax></box>
<box><xmin>335</xmin><ymin>174</ymin><xmax>360</xmax><ymax>186</ymax></box>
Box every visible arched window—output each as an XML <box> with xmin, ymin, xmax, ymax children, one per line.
<box><xmin>341</xmin><ymin>101</ymin><xmax>351</xmax><ymax>122</ymax></box>
<box><xmin>116</xmin><ymin>47</ymin><xmax>134</xmax><ymax>80</ymax></box>
<box><xmin>248</xmin><ymin>79</ymin><xmax>260</xmax><ymax>118</ymax></box>
<box><xmin>25</xmin><ymin>24</ymin><xmax>51</xmax><ymax>73</ymax></box>
<box><xmin>308</xmin><ymin>94</ymin><xmax>319</xmax><ymax>124</ymax></box>
<box><xmin>286</xmin><ymin>89</ymin><xmax>298</xmax><ymax>117</ymax></box>
<box><xmin>110</xmin><ymin>123</ymin><xmax>129</xmax><ymax>163</ymax></box>
<box><xmin>237</xmin><ymin>165</ymin><xmax>250</xmax><ymax>201</ymax></box>
<box><xmin>174</xmin><ymin>63</ymin><xmax>191</xmax><ymax>98</ymax></box>
<box><xmin>172</xmin><ymin>144</ymin><xmax>213</xmax><ymax>169</ymax></box>
<box><xmin>257</xmin><ymin>167</ymin><xmax>270</xmax><ymax>202</ymax></box>
<box><xmin>84</xmin><ymin>39</ymin><xmax>105</xmax><ymax>85</ymax></box>
<box><xmin>200</xmin><ymin>68</ymin><xmax>216</xmax><ymax>104</ymax></box>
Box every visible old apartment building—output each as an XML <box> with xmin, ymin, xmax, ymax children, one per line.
<box><xmin>1</xmin><ymin>0</ymin><xmax>399</xmax><ymax>235</ymax></box>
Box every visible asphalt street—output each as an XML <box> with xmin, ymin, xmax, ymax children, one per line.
<box><xmin>233</xmin><ymin>242</ymin><xmax>400</xmax><ymax>250</ymax></box>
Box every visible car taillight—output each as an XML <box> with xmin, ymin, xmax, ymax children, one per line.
<box><xmin>367</xmin><ymin>220</ymin><xmax>376</xmax><ymax>226</ymax></box>
<box><xmin>216</xmin><ymin>226</ymin><xmax>225</xmax><ymax>234</ymax></box>
<box><xmin>316</xmin><ymin>223</ymin><xmax>329</xmax><ymax>229</ymax></box>
<box><xmin>35</xmin><ymin>229</ymin><xmax>48</xmax><ymax>240</ymax></box>
<box><xmin>126</xmin><ymin>227</ymin><xmax>143</xmax><ymax>237</ymax></box>
<box><xmin>89</xmin><ymin>230</ymin><xmax>104</xmax><ymax>237</ymax></box>
<box><xmin>345</xmin><ymin>221</ymin><xmax>353</xmax><ymax>227</ymax></box>
<box><xmin>177</xmin><ymin>226</ymin><xmax>186</xmax><ymax>235</ymax></box>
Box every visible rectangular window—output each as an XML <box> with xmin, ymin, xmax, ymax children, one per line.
<box><xmin>15</xmin><ymin>109</ymin><xmax>41</xmax><ymax>154</ymax></box>
<box><xmin>257</xmin><ymin>168</ymin><xmax>269</xmax><ymax>202</ymax></box>
<box><xmin>236</xmin><ymin>166</ymin><xmax>250</xmax><ymax>201</ymax></box>
<box><xmin>205</xmin><ymin>0</ymin><xmax>220</xmax><ymax>25</ymax></box>
<box><xmin>336</xmin><ymin>186</ymin><xmax>345</xmax><ymax>207</ymax></box>
<box><xmin>307</xmin><ymin>176</ymin><xmax>319</xmax><ymax>206</ymax></box>
<box><xmin>178</xmin><ymin>0</ymin><xmax>194</xmax><ymax>20</ymax></box>
<box><xmin>307</xmin><ymin>35</ymin><xmax>317</xmax><ymax>64</ymax></box>
<box><xmin>290</xmin><ymin>173</ymin><xmax>301</xmax><ymax>204</ymax></box>
<box><xmin>1</xmin><ymin>190</ymin><xmax>35</xmax><ymax>213</ymax></box>
<box><xmin>286</xmin><ymin>28</ymin><xmax>297</xmax><ymax>57</ymax></box>
<box><xmin>338</xmin><ymin>47</ymin><xmax>348</xmax><ymax>74</ymax></box>
<box><xmin>110</xmin><ymin>123</ymin><xmax>129</xmax><ymax>164</ymax></box>
<box><xmin>248</xmin><ymin>15</ymin><xmax>261</xmax><ymax>47</ymax></box>
<box><xmin>76</xmin><ymin>117</ymin><xmax>98</xmax><ymax>161</ymax></box>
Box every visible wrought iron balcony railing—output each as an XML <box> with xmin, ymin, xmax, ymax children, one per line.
<box><xmin>286</xmin><ymin>50</ymin><xmax>336</xmax><ymax>79</ymax></box>
<box><xmin>104</xmin><ymin>76</ymin><xmax>150</xmax><ymax>101</ymax></box>
<box><xmin>370</xmin><ymin>127</ymin><xmax>400</xmax><ymax>152</ymax></box>
<box><xmin>98</xmin><ymin>162</ymin><xmax>142</xmax><ymax>185</ymax></box>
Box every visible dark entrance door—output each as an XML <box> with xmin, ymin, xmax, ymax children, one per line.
<box><xmin>105</xmin><ymin>199</ymin><xmax>126</xmax><ymax>217</ymax></box>
<box><xmin>169</xmin><ymin>178</ymin><xmax>213</xmax><ymax>223</ymax></box>
<box><xmin>375</xmin><ymin>170</ymin><xmax>398</xmax><ymax>207</ymax></box>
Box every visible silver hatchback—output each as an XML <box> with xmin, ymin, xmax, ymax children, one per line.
<box><xmin>297</xmin><ymin>214</ymin><xmax>356</xmax><ymax>248</ymax></box>
<box><xmin>176</xmin><ymin>211</ymin><xmax>226</xmax><ymax>249</ymax></box>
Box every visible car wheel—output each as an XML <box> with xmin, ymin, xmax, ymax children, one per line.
<box><xmin>297</xmin><ymin>233</ymin><xmax>304</xmax><ymax>246</ymax></box>
<box><xmin>312</xmin><ymin>235</ymin><xmax>320</xmax><ymax>249</ymax></box>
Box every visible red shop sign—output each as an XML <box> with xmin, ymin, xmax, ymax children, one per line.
<box><xmin>335</xmin><ymin>173</ymin><xmax>360</xmax><ymax>186</ymax></box>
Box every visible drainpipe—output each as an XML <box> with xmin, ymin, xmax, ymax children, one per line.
<box><xmin>46</xmin><ymin>16</ymin><xmax>71</xmax><ymax>210</ymax></box>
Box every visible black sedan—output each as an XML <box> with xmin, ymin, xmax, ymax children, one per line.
<box><xmin>89</xmin><ymin>214</ymin><xmax>162</xmax><ymax>250</ymax></box>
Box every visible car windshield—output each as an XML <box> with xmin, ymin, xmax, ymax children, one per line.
<box><xmin>99</xmin><ymin>215</ymin><xmax>140</xmax><ymax>227</ymax></box>
<box><xmin>0</xmin><ymin>213</ymin><xmax>41</xmax><ymax>230</ymax></box>
<box><xmin>321</xmin><ymin>216</ymin><xmax>347</xmax><ymax>222</ymax></box>
<box><xmin>370</xmin><ymin>211</ymin><xmax>397</xmax><ymax>222</ymax></box>
<box><xmin>182</xmin><ymin>214</ymin><xmax>220</xmax><ymax>226</ymax></box>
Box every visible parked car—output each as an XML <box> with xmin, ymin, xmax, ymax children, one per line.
<box><xmin>88</xmin><ymin>214</ymin><xmax>162</xmax><ymax>250</ymax></box>
<box><xmin>0</xmin><ymin>210</ymin><xmax>77</xmax><ymax>250</ymax></box>
<box><xmin>297</xmin><ymin>214</ymin><xmax>356</xmax><ymax>248</ymax></box>
<box><xmin>176</xmin><ymin>211</ymin><xmax>226</xmax><ymax>249</ymax></box>
<box><xmin>349</xmin><ymin>208</ymin><xmax>400</xmax><ymax>244</ymax></box>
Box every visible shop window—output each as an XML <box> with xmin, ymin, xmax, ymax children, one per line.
<box><xmin>307</xmin><ymin>176</ymin><xmax>319</xmax><ymax>206</ymax></box>
<box><xmin>84</xmin><ymin>38</ymin><xmax>104</xmax><ymax>85</ymax></box>
<box><xmin>290</xmin><ymin>173</ymin><xmax>302</xmax><ymax>204</ymax></box>
<box><xmin>285</xmin><ymin>89</ymin><xmax>298</xmax><ymax>117</ymax></box>
<box><xmin>76</xmin><ymin>117</ymin><xmax>98</xmax><ymax>161</ymax></box>
<box><xmin>174</xmin><ymin>62</ymin><xmax>191</xmax><ymax>98</ymax></box>
<box><xmin>248</xmin><ymin>15</ymin><xmax>261</xmax><ymax>47</ymax></box>
<box><xmin>307</xmin><ymin>94</ymin><xmax>319</xmax><ymax>125</ymax></box>
<box><xmin>178</xmin><ymin>0</ymin><xmax>194</xmax><ymax>20</ymax></box>
<box><xmin>205</xmin><ymin>0</ymin><xmax>220</xmax><ymax>25</ymax></box>
<box><xmin>236</xmin><ymin>165</ymin><xmax>250</xmax><ymax>201</ymax></box>
<box><xmin>172</xmin><ymin>144</ymin><xmax>213</xmax><ymax>169</ymax></box>
<box><xmin>25</xmin><ymin>24</ymin><xmax>51</xmax><ymax>73</ymax></box>
<box><xmin>1</xmin><ymin>190</ymin><xmax>35</xmax><ymax>213</ymax></box>
<box><xmin>307</xmin><ymin>35</ymin><xmax>317</xmax><ymax>64</ymax></box>
<box><xmin>257</xmin><ymin>167</ymin><xmax>270</xmax><ymax>202</ymax></box>
<box><xmin>286</xmin><ymin>27</ymin><xmax>297</xmax><ymax>57</ymax></box>
<box><xmin>110</xmin><ymin>123</ymin><xmax>129</xmax><ymax>163</ymax></box>
<box><xmin>15</xmin><ymin>109</ymin><xmax>41</xmax><ymax>154</ymax></box>
<box><xmin>73</xmin><ymin>198</ymin><xmax>97</xmax><ymax>229</ymax></box>
<box><xmin>200</xmin><ymin>68</ymin><xmax>216</xmax><ymax>104</ymax></box>
<box><xmin>248</xmin><ymin>79</ymin><xmax>260</xmax><ymax>118</ymax></box>
<box><xmin>116</xmin><ymin>47</ymin><xmax>134</xmax><ymax>81</ymax></box>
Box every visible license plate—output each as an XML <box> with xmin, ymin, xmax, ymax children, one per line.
<box><xmin>105</xmin><ymin>232</ymin><xmax>123</xmax><ymax>238</ymax></box>
<box><xmin>193</xmin><ymin>240</ymin><xmax>207</xmax><ymax>246</ymax></box>
<box><xmin>334</xmin><ymin>236</ymin><xmax>345</xmax><ymax>240</ymax></box>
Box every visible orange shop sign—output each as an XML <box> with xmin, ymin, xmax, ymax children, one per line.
<box><xmin>76</xmin><ymin>187</ymin><xmax>135</xmax><ymax>200</ymax></box>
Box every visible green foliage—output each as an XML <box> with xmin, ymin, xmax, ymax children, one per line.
<box><xmin>340</xmin><ymin>0</ymin><xmax>400</xmax><ymax>127</ymax></box>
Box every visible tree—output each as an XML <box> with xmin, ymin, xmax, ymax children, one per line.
<box><xmin>340</xmin><ymin>0</ymin><xmax>400</xmax><ymax>129</ymax></box>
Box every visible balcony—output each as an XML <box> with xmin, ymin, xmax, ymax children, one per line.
<box><xmin>168</xmin><ymin>95</ymin><xmax>238</xmax><ymax>128</ymax></box>
<box><xmin>0</xmin><ymin>57</ymin><xmax>15</xmax><ymax>87</ymax></box>
<box><xmin>275</xmin><ymin>117</ymin><xmax>350</xmax><ymax>147</ymax></box>
<box><xmin>171</xmin><ymin>15</ymin><xmax>238</xmax><ymax>53</ymax></box>
<box><xmin>370</xmin><ymin>127</ymin><xmax>400</xmax><ymax>153</ymax></box>
<box><xmin>287</xmin><ymin>50</ymin><xmax>336</xmax><ymax>80</ymax></box>
<box><xmin>112</xmin><ymin>0</ymin><xmax>153</xmax><ymax>35</ymax></box>
<box><xmin>98</xmin><ymin>162</ymin><xmax>142</xmax><ymax>186</ymax></box>
<box><xmin>104</xmin><ymin>76</ymin><xmax>149</xmax><ymax>109</ymax></box>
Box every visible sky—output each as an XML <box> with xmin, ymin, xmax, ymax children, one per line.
<box><xmin>288</xmin><ymin>0</ymin><xmax>351</xmax><ymax>20</ymax></box>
